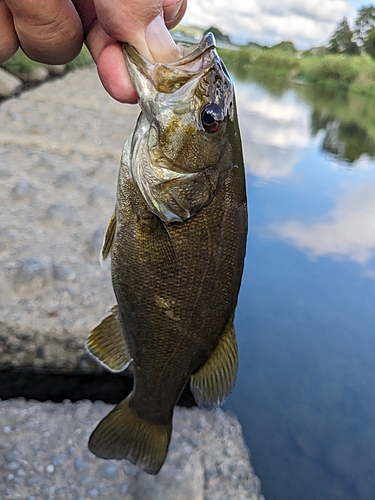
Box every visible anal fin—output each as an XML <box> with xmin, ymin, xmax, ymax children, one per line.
<box><xmin>190</xmin><ymin>318</ymin><xmax>238</xmax><ymax>409</ymax></box>
<box><xmin>101</xmin><ymin>210</ymin><xmax>116</xmax><ymax>264</ymax></box>
<box><xmin>86</xmin><ymin>305</ymin><xmax>132</xmax><ymax>373</ymax></box>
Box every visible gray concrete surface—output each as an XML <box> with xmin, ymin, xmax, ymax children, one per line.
<box><xmin>0</xmin><ymin>67</ymin><xmax>139</xmax><ymax>371</ymax></box>
<box><xmin>0</xmin><ymin>67</ymin><xmax>264</xmax><ymax>498</ymax></box>
<box><xmin>0</xmin><ymin>401</ymin><xmax>264</xmax><ymax>500</ymax></box>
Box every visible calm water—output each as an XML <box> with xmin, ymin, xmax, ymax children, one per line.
<box><xmin>225</xmin><ymin>79</ymin><xmax>375</xmax><ymax>500</ymax></box>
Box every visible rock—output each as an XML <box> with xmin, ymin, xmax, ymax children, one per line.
<box><xmin>0</xmin><ymin>68</ymin><xmax>22</xmax><ymax>98</ymax></box>
<box><xmin>44</xmin><ymin>64</ymin><xmax>66</xmax><ymax>76</ymax></box>
<box><xmin>18</xmin><ymin>66</ymin><xmax>49</xmax><ymax>84</ymax></box>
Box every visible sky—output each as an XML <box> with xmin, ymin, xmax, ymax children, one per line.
<box><xmin>183</xmin><ymin>0</ymin><xmax>369</xmax><ymax>48</ymax></box>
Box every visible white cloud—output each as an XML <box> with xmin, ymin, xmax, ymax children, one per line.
<box><xmin>183</xmin><ymin>0</ymin><xmax>355</xmax><ymax>47</ymax></box>
<box><xmin>269</xmin><ymin>182</ymin><xmax>375</xmax><ymax>263</ymax></box>
<box><xmin>235</xmin><ymin>83</ymin><xmax>311</xmax><ymax>179</ymax></box>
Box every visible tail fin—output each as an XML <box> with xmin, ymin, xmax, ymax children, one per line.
<box><xmin>88</xmin><ymin>396</ymin><xmax>172</xmax><ymax>475</ymax></box>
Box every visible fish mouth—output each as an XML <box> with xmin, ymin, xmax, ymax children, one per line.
<box><xmin>123</xmin><ymin>33</ymin><xmax>220</xmax><ymax>94</ymax></box>
<box><xmin>124</xmin><ymin>32</ymin><xmax>216</xmax><ymax>68</ymax></box>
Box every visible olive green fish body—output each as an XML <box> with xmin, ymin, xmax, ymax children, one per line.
<box><xmin>87</xmin><ymin>33</ymin><xmax>247</xmax><ymax>474</ymax></box>
<box><xmin>113</xmin><ymin>148</ymin><xmax>246</xmax><ymax>423</ymax></box>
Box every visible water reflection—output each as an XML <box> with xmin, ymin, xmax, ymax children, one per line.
<box><xmin>297</xmin><ymin>85</ymin><xmax>375</xmax><ymax>164</ymax></box>
<box><xmin>235</xmin><ymin>82</ymin><xmax>311</xmax><ymax>180</ymax></box>
<box><xmin>270</xmin><ymin>179</ymin><xmax>375</xmax><ymax>264</ymax></box>
<box><xmin>226</xmin><ymin>77</ymin><xmax>375</xmax><ymax>500</ymax></box>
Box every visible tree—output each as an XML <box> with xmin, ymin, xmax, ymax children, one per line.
<box><xmin>354</xmin><ymin>6</ymin><xmax>375</xmax><ymax>50</ymax></box>
<box><xmin>328</xmin><ymin>18</ymin><xmax>359</xmax><ymax>54</ymax></box>
<box><xmin>203</xmin><ymin>26</ymin><xmax>231</xmax><ymax>45</ymax></box>
<box><xmin>272</xmin><ymin>41</ymin><xmax>297</xmax><ymax>52</ymax></box>
<box><xmin>363</xmin><ymin>27</ymin><xmax>375</xmax><ymax>57</ymax></box>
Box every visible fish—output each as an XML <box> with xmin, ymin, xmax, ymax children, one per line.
<box><xmin>86</xmin><ymin>32</ymin><xmax>247</xmax><ymax>475</ymax></box>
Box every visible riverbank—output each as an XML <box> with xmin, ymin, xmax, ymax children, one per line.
<box><xmin>218</xmin><ymin>47</ymin><xmax>375</xmax><ymax>96</ymax></box>
<box><xmin>3</xmin><ymin>43</ymin><xmax>375</xmax><ymax>100</ymax></box>
<box><xmin>0</xmin><ymin>46</ymin><xmax>93</xmax><ymax>98</ymax></box>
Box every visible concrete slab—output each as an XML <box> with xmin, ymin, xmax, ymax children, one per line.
<box><xmin>0</xmin><ymin>400</ymin><xmax>264</xmax><ymax>500</ymax></box>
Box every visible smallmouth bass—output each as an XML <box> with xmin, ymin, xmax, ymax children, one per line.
<box><xmin>86</xmin><ymin>33</ymin><xmax>247</xmax><ymax>474</ymax></box>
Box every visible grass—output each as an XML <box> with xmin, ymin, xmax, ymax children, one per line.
<box><xmin>4</xmin><ymin>40</ymin><xmax>375</xmax><ymax>99</ymax></box>
<box><xmin>218</xmin><ymin>46</ymin><xmax>299</xmax><ymax>79</ymax></box>
<box><xmin>219</xmin><ymin>46</ymin><xmax>375</xmax><ymax>97</ymax></box>
<box><xmin>1</xmin><ymin>45</ymin><xmax>93</xmax><ymax>76</ymax></box>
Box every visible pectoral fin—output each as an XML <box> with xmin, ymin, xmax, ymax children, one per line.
<box><xmin>190</xmin><ymin>318</ymin><xmax>238</xmax><ymax>409</ymax></box>
<box><xmin>100</xmin><ymin>210</ymin><xmax>116</xmax><ymax>264</ymax></box>
<box><xmin>86</xmin><ymin>305</ymin><xmax>132</xmax><ymax>373</ymax></box>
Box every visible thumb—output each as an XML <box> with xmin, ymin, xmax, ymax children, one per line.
<box><xmin>93</xmin><ymin>0</ymin><xmax>184</xmax><ymax>62</ymax></box>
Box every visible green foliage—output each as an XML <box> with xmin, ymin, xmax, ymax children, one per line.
<box><xmin>299</xmin><ymin>54</ymin><xmax>359</xmax><ymax>85</ymax></box>
<box><xmin>354</xmin><ymin>6</ymin><xmax>375</xmax><ymax>49</ymax></box>
<box><xmin>1</xmin><ymin>49</ymin><xmax>40</xmax><ymax>73</ymax></box>
<box><xmin>219</xmin><ymin>46</ymin><xmax>299</xmax><ymax>80</ymax></box>
<box><xmin>272</xmin><ymin>41</ymin><xmax>297</xmax><ymax>53</ymax></box>
<box><xmin>328</xmin><ymin>18</ymin><xmax>359</xmax><ymax>54</ymax></box>
<box><xmin>203</xmin><ymin>26</ymin><xmax>231</xmax><ymax>44</ymax></box>
<box><xmin>1</xmin><ymin>46</ymin><xmax>93</xmax><ymax>75</ymax></box>
<box><xmin>219</xmin><ymin>43</ymin><xmax>375</xmax><ymax>97</ymax></box>
<box><xmin>296</xmin><ymin>83</ymin><xmax>375</xmax><ymax>162</ymax></box>
<box><xmin>362</xmin><ymin>27</ymin><xmax>375</xmax><ymax>58</ymax></box>
<box><xmin>65</xmin><ymin>45</ymin><xmax>93</xmax><ymax>70</ymax></box>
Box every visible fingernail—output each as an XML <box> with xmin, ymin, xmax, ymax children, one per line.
<box><xmin>145</xmin><ymin>14</ymin><xmax>178</xmax><ymax>63</ymax></box>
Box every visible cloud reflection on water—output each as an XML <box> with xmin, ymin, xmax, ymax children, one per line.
<box><xmin>270</xmin><ymin>182</ymin><xmax>375</xmax><ymax>264</ymax></box>
<box><xmin>236</xmin><ymin>83</ymin><xmax>311</xmax><ymax>180</ymax></box>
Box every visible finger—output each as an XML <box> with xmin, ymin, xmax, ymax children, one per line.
<box><xmin>5</xmin><ymin>0</ymin><xmax>84</xmax><ymax>64</ymax></box>
<box><xmin>0</xmin><ymin>2</ymin><xmax>19</xmax><ymax>63</ymax></box>
<box><xmin>97</xmin><ymin>42</ymin><xmax>138</xmax><ymax>103</ymax></box>
<box><xmin>163</xmin><ymin>0</ymin><xmax>187</xmax><ymax>29</ymax></box>
<box><xmin>94</xmin><ymin>0</ymin><xmax>179</xmax><ymax>62</ymax></box>
<box><xmin>85</xmin><ymin>21</ymin><xmax>136</xmax><ymax>103</ymax></box>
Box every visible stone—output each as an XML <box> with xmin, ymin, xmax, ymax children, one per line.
<box><xmin>18</xmin><ymin>66</ymin><xmax>49</xmax><ymax>84</ymax></box>
<box><xmin>0</xmin><ymin>68</ymin><xmax>22</xmax><ymax>98</ymax></box>
<box><xmin>44</xmin><ymin>64</ymin><xmax>66</xmax><ymax>76</ymax></box>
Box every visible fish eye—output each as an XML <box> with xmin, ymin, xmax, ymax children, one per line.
<box><xmin>201</xmin><ymin>103</ymin><xmax>224</xmax><ymax>133</ymax></box>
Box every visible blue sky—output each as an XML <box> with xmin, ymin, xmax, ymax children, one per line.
<box><xmin>183</xmin><ymin>0</ymin><xmax>371</xmax><ymax>48</ymax></box>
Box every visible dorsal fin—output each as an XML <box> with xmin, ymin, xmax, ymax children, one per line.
<box><xmin>101</xmin><ymin>210</ymin><xmax>116</xmax><ymax>264</ymax></box>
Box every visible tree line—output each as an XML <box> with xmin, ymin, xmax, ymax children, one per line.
<box><xmin>328</xmin><ymin>6</ymin><xmax>375</xmax><ymax>57</ymax></box>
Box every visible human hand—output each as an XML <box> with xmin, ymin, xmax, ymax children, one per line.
<box><xmin>0</xmin><ymin>0</ymin><xmax>187</xmax><ymax>103</ymax></box>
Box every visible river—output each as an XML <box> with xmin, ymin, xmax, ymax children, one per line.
<box><xmin>225</xmin><ymin>77</ymin><xmax>375</xmax><ymax>500</ymax></box>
